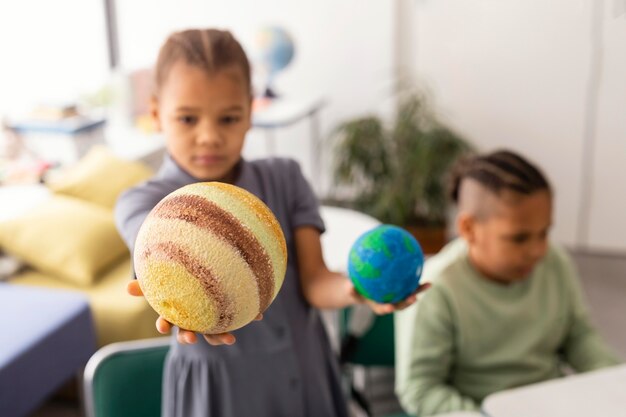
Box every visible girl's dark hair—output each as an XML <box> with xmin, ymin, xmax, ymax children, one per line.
<box><xmin>154</xmin><ymin>28</ymin><xmax>251</xmax><ymax>95</ymax></box>
<box><xmin>449</xmin><ymin>149</ymin><xmax>551</xmax><ymax>203</ymax></box>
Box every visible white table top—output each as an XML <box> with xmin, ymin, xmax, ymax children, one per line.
<box><xmin>105</xmin><ymin>126</ymin><xmax>165</xmax><ymax>161</ymax></box>
<box><xmin>482</xmin><ymin>364</ymin><xmax>626</xmax><ymax>417</ymax></box>
<box><xmin>252</xmin><ymin>95</ymin><xmax>326</xmax><ymax>128</ymax></box>
<box><xmin>319</xmin><ymin>205</ymin><xmax>380</xmax><ymax>273</ymax></box>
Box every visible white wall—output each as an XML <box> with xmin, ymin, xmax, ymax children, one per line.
<box><xmin>401</xmin><ymin>0</ymin><xmax>626</xmax><ymax>252</ymax></box>
<box><xmin>115</xmin><ymin>0</ymin><xmax>396</xmax><ymax>191</ymax></box>
<box><xmin>586</xmin><ymin>2</ymin><xmax>626</xmax><ymax>252</ymax></box>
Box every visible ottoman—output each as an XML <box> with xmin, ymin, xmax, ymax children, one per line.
<box><xmin>0</xmin><ymin>283</ymin><xmax>96</xmax><ymax>417</ymax></box>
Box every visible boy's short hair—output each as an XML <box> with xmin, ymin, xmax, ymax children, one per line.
<box><xmin>449</xmin><ymin>149</ymin><xmax>551</xmax><ymax>205</ymax></box>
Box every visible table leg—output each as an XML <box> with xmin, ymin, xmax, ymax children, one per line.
<box><xmin>265</xmin><ymin>129</ymin><xmax>276</xmax><ymax>156</ymax></box>
<box><xmin>310</xmin><ymin>109</ymin><xmax>321</xmax><ymax>194</ymax></box>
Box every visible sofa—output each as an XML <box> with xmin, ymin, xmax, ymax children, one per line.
<box><xmin>0</xmin><ymin>146</ymin><xmax>161</xmax><ymax>347</ymax></box>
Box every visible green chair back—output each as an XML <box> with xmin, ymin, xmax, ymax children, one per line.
<box><xmin>340</xmin><ymin>307</ymin><xmax>395</xmax><ymax>367</ymax></box>
<box><xmin>83</xmin><ymin>337</ymin><xmax>170</xmax><ymax>417</ymax></box>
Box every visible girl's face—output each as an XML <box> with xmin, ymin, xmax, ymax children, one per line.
<box><xmin>464</xmin><ymin>190</ymin><xmax>552</xmax><ymax>284</ymax></box>
<box><xmin>152</xmin><ymin>61</ymin><xmax>252</xmax><ymax>182</ymax></box>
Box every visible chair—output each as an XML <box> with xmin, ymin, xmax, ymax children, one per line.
<box><xmin>339</xmin><ymin>306</ymin><xmax>410</xmax><ymax>417</ymax></box>
<box><xmin>83</xmin><ymin>337</ymin><xmax>170</xmax><ymax>417</ymax></box>
<box><xmin>318</xmin><ymin>206</ymin><xmax>410</xmax><ymax>417</ymax></box>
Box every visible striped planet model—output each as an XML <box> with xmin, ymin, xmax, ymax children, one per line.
<box><xmin>134</xmin><ymin>182</ymin><xmax>288</xmax><ymax>334</ymax></box>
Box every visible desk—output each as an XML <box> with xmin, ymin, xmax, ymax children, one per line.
<box><xmin>482</xmin><ymin>364</ymin><xmax>626</xmax><ymax>417</ymax></box>
<box><xmin>7</xmin><ymin>117</ymin><xmax>106</xmax><ymax>165</ymax></box>
<box><xmin>104</xmin><ymin>126</ymin><xmax>166</xmax><ymax>170</ymax></box>
<box><xmin>0</xmin><ymin>284</ymin><xmax>96</xmax><ymax>417</ymax></box>
<box><xmin>252</xmin><ymin>96</ymin><xmax>326</xmax><ymax>189</ymax></box>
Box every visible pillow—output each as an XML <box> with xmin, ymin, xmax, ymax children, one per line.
<box><xmin>0</xmin><ymin>254</ymin><xmax>24</xmax><ymax>281</ymax></box>
<box><xmin>48</xmin><ymin>145</ymin><xmax>153</xmax><ymax>209</ymax></box>
<box><xmin>0</xmin><ymin>196</ymin><xmax>128</xmax><ymax>287</ymax></box>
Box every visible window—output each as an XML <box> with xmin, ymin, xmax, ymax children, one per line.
<box><xmin>0</xmin><ymin>0</ymin><xmax>109</xmax><ymax>117</ymax></box>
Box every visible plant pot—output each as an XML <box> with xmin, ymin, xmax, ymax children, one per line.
<box><xmin>404</xmin><ymin>225</ymin><xmax>447</xmax><ymax>255</ymax></box>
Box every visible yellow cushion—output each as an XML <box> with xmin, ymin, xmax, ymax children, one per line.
<box><xmin>48</xmin><ymin>145</ymin><xmax>153</xmax><ymax>209</ymax></box>
<box><xmin>0</xmin><ymin>196</ymin><xmax>128</xmax><ymax>287</ymax></box>
<box><xmin>10</xmin><ymin>258</ymin><xmax>161</xmax><ymax>346</ymax></box>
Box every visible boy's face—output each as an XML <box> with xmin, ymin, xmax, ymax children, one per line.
<box><xmin>462</xmin><ymin>190</ymin><xmax>552</xmax><ymax>284</ymax></box>
<box><xmin>152</xmin><ymin>61</ymin><xmax>252</xmax><ymax>181</ymax></box>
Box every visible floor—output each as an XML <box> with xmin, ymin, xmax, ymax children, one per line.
<box><xmin>572</xmin><ymin>251</ymin><xmax>626</xmax><ymax>359</ymax></box>
<box><xmin>31</xmin><ymin>250</ymin><xmax>626</xmax><ymax>417</ymax></box>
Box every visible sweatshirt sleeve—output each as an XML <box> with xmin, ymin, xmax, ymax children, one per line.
<box><xmin>558</xmin><ymin>249</ymin><xmax>622</xmax><ymax>371</ymax></box>
<box><xmin>395</xmin><ymin>285</ymin><xmax>480</xmax><ymax>415</ymax></box>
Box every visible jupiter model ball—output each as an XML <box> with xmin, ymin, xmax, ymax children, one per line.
<box><xmin>348</xmin><ymin>225</ymin><xmax>424</xmax><ymax>303</ymax></box>
<box><xmin>133</xmin><ymin>182</ymin><xmax>287</xmax><ymax>334</ymax></box>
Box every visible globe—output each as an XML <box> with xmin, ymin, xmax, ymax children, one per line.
<box><xmin>348</xmin><ymin>225</ymin><xmax>424</xmax><ymax>303</ymax></box>
<box><xmin>253</xmin><ymin>26</ymin><xmax>295</xmax><ymax>97</ymax></box>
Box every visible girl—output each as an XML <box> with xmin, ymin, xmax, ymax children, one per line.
<box><xmin>394</xmin><ymin>150</ymin><xmax>621</xmax><ymax>415</ymax></box>
<box><xmin>115</xmin><ymin>28</ymin><xmax>425</xmax><ymax>417</ymax></box>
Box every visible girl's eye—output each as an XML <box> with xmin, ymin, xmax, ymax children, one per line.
<box><xmin>221</xmin><ymin>115</ymin><xmax>241</xmax><ymax>124</ymax></box>
<box><xmin>178</xmin><ymin>115</ymin><xmax>197</xmax><ymax>125</ymax></box>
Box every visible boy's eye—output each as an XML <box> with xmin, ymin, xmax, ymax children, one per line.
<box><xmin>178</xmin><ymin>115</ymin><xmax>197</xmax><ymax>125</ymax></box>
<box><xmin>510</xmin><ymin>234</ymin><xmax>530</xmax><ymax>244</ymax></box>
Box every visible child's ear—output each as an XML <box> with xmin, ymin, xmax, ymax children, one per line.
<box><xmin>457</xmin><ymin>212</ymin><xmax>476</xmax><ymax>244</ymax></box>
<box><xmin>150</xmin><ymin>95</ymin><xmax>162</xmax><ymax>132</ymax></box>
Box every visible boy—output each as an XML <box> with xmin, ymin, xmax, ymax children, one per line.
<box><xmin>395</xmin><ymin>150</ymin><xmax>621</xmax><ymax>415</ymax></box>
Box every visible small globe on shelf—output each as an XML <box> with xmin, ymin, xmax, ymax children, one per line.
<box><xmin>252</xmin><ymin>26</ymin><xmax>295</xmax><ymax>98</ymax></box>
<box><xmin>348</xmin><ymin>225</ymin><xmax>424</xmax><ymax>304</ymax></box>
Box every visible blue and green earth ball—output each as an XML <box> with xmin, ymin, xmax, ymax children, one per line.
<box><xmin>348</xmin><ymin>225</ymin><xmax>424</xmax><ymax>303</ymax></box>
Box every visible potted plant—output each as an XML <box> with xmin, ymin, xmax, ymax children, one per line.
<box><xmin>328</xmin><ymin>91</ymin><xmax>473</xmax><ymax>254</ymax></box>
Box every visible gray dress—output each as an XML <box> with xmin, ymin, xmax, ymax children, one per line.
<box><xmin>115</xmin><ymin>155</ymin><xmax>348</xmax><ymax>417</ymax></box>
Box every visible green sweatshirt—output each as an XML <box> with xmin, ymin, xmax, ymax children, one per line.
<box><xmin>395</xmin><ymin>238</ymin><xmax>621</xmax><ymax>416</ymax></box>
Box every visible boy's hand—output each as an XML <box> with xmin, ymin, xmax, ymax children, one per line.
<box><xmin>349</xmin><ymin>282</ymin><xmax>431</xmax><ymax>315</ymax></box>
<box><xmin>126</xmin><ymin>280</ymin><xmax>262</xmax><ymax>346</ymax></box>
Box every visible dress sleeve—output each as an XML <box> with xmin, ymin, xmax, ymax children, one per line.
<box><xmin>114</xmin><ymin>186</ymin><xmax>162</xmax><ymax>254</ymax></box>
<box><xmin>558</xmin><ymin>248</ymin><xmax>622</xmax><ymax>371</ymax></box>
<box><xmin>395</xmin><ymin>285</ymin><xmax>480</xmax><ymax>415</ymax></box>
<box><xmin>285</xmin><ymin>159</ymin><xmax>325</xmax><ymax>233</ymax></box>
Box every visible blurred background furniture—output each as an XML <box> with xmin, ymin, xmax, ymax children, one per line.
<box><xmin>339</xmin><ymin>305</ymin><xmax>408</xmax><ymax>417</ymax></box>
<box><xmin>6</xmin><ymin>116</ymin><xmax>107</xmax><ymax>166</ymax></box>
<box><xmin>252</xmin><ymin>95</ymin><xmax>326</xmax><ymax>193</ymax></box>
<box><xmin>83</xmin><ymin>337</ymin><xmax>170</xmax><ymax>417</ymax></box>
<box><xmin>319</xmin><ymin>206</ymin><xmax>380</xmax><ymax>274</ymax></box>
<box><xmin>0</xmin><ymin>284</ymin><xmax>96</xmax><ymax>417</ymax></box>
<box><xmin>0</xmin><ymin>147</ymin><xmax>161</xmax><ymax>347</ymax></box>
<box><xmin>11</xmin><ymin>257</ymin><xmax>161</xmax><ymax>347</ymax></box>
<box><xmin>253</xmin><ymin>95</ymin><xmax>325</xmax><ymax>154</ymax></box>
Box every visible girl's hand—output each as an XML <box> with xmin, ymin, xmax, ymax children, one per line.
<box><xmin>127</xmin><ymin>280</ymin><xmax>262</xmax><ymax>346</ymax></box>
<box><xmin>349</xmin><ymin>282</ymin><xmax>431</xmax><ymax>315</ymax></box>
